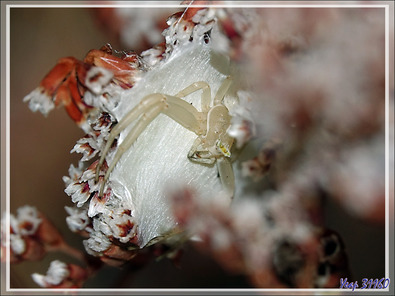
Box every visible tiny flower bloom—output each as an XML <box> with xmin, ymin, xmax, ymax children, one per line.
<box><xmin>23</xmin><ymin>88</ymin><xmax>55</xmax><ymax>116</ymax></box>
<box><xmin>32</xmin><ymin>260</ymin><xmax>88</xmax><ymax>288</ymax></box>
<box><xmin>85</xmin><ymin>67</ymin><xmax>113</xmax><ymax>95</ymax></box>
<box><xmin>2</xmin><ymin>206</ymin><xmax>46</xmax><ymax>262</ymax></box>
<box><xmin>65</xmin><ymin>206</ymin><xmax>91</xmax><ymax>234</ymax></box>
<box><xmin>10</xmin><ymin>205</ymin><xmax>42</xmax><ymax>236</ymax></box>
<box><xmin>32</xmin><ymin>260</ymin><xmax>69</xmax><ymax>287</ymax></box>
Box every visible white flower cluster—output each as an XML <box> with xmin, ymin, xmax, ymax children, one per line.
<box><xmin>3</xmin><ymin>206</ymin><xmax>42</xmax><ymax>256</ymax></box>
<box><xmin>163</xmin><ymin>8</ymin><xmax>216</xmax><ymax>56</ymax></box>
<box><xmin>63</xmin><ymin>158</ymin><xmax>138</xmax><ymax>255</ymax></box>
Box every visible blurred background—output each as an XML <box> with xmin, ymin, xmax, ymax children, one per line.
<box><xmin>9</xmin><ymin>6</ymin><xmax>388</xmax><ymax>288</ymax></box>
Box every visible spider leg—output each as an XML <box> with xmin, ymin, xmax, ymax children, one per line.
<box><xmin>213</xmin><ymin>76</ymin><xmax>232</xmax><ymax>105</ymax></box>
<box><xmin>99</xmin><ymin>102</ymin><xmax>165</xmax><ymax>196</ymax></box>
<box><xmin>96</xmin><ymin>93</ymin><xmax>164</xmax><ymax>181</ymax></box>
<box><xmin>188</xmin><ymin>137</ymin><xmax>216</xmax><ymax>164</ymax></box>
<box><xmin>163</xmin><ymin>95</ymin><xmax>205</xmax><ymax>133</ymax></box>
<box><xmin>175</xmin><ymin>81</ymin><xmax>211</xmax><ymax>112</ymax></box>
<box><xmin>217</xmin><ymin>157</ymin><xmax>235</xmax><ymax>199</ymax></box>
<box><xmin>95</xmin><ymin>92</ymin><xmax>206</xmax><ymax>182</ymax></box>
<box><xmin>97</xmin><ymin>94</ymin><xmax>205</xmax><ymax>195</ymax></box>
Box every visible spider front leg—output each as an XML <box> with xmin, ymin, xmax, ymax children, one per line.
<box><xmin>213</xmin><ymin>76</ymin><xmax>233</xmax><ymax>105</ymax></box>
<box><xmin>188</xmin><ymin>136</ymin><xmax>235</xmax><ymax>198</ymax></box>
<box><xmin>217</xmin><ymin>157</ymin><xmax>235</xmax><ymax>198</ymax></box>
<box><xmin>95</xmin><ymin>81</ymin><xmax>216</xmax><ymax>183</ymax></box>
<box><xmin>96</xmin><ymin>93</ymin><xmax>205</xmax><ymax>196</ymax></box>
<box><xmin>175</xmin><ymin>81</ymin><xmax>211</xmax><ymax>113</ymax></box>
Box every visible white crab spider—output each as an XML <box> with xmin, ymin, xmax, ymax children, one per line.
<box><xmin>96</xmin><ymin>76</ymin><xmax>235</xmax><ymax>198</ymax></box>
<box><xmin>87</xmin><ymin>44</ymin><xmax>240</xmax><ymax>247</ymax></box>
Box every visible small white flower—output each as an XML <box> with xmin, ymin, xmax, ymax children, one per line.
<box><xmin>10</xmin><ymin>206</ymin><xmax>42</xmax><ymax>236</ymax></box>
<box><xmin>65</xmin><ymin>206</ymin><xmax>91</xmax><ymax>233</ymax></box>
<box><xmin>141</xmin><ymin>46</ymin><xmax>165</xmax><ymax>68</ymax></box>
<box><xmin>62</xmin><ymin>163</ymin><xmax>85</xmax><ymax>187</ymax></box>
<box><xmin>10</xmin><ymin>234</ymin><xmax>25</xmax><ymax>255</ymax></box>
<box><xmin>85</xmin><ymin>67</ymin><xmax>114</xmax><ymax>95</ymax></box>
<box><xmin>83</xmin><ymin>227</ymin><xmax>112</xmax><ymax>254</ymax></box>
<box><xmin>65</xmin><ymin>182</ymin><xmax>90</xmax><ymax>208</ymax></box>
<box><xmin>71</xmin><ymin>136</ymin><xmax>100</xmax><ymax>162</ymax></box>
<box><xmin>32</xmin><ymin>260</ymin><xmax>69</xmax><ymax>287</ymax></box>
<box><xmin>23</xmin><ymin>87</ymin><xmax>55</xmax><ymax>116</ymax></box>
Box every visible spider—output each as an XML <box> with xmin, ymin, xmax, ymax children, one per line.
<box><xmin>95</xmin><ymin>76</ymin><xmax>236</xmax><ymax>198</ymax></box>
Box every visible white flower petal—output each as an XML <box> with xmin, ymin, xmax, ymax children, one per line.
<box><xmin>31</xmin><ymin>273</ymin><xmax>46</xmax><ymax>287</ymax></box>
<box><xmin>65</xmin><ymin>206</ymin><xmax>90</xmax><ymax>233</ymax></box>
<box><xmin>15</xmin><ymin>206</ymin><xmax>42</xmax><ymax>236</ymax></box>
<box><xmin>23</xmin><ymin>87</ymin><xmax>55</xmax><ymax>116</ymax></box>
<box><xmin>84</xmin><ymin>230</ymin><xmax>111</xmax><ymax>253</ymax></box>
<box><xmin>10</xmin><ymin>234</ymin><xmax>25</xmax><ymax>255</ymax></box>
<box><xmin>32</xmin><ymin>260</ymin><xmax>69</xmax><ymax>287</ymax></box>
<box><xmin>65</xmin><ymin>183</ymin><xmax>90</xmax><ymax>208</ymax></box>
<box><xmin>45</xmin><ymin>260</ymin><xmax>70</xmax><ymax>285</ymax></box>
<box><xmin>85</xmin><ymin>67</ymin><xmax>113</xmax><ymax>95</ymax></box>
